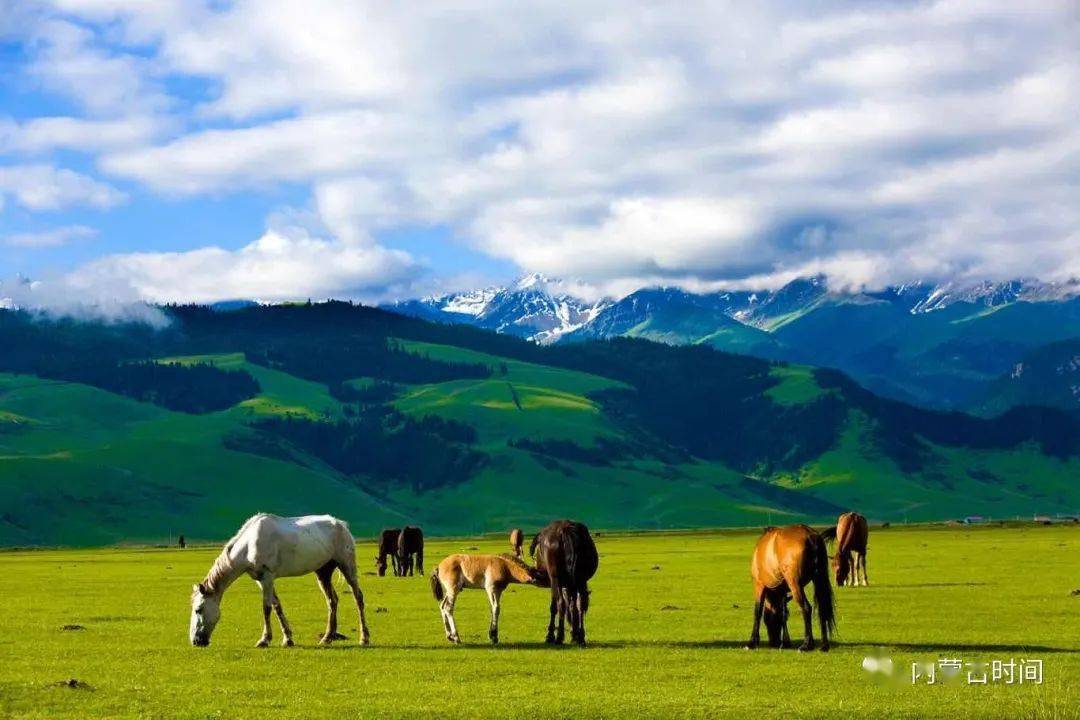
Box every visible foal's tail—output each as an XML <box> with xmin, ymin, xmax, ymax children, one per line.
<box><xmin>819</xmin><ymin>525</ymin><xmax>837</xmax><ymax>543</ymax></box>
<box><xmin>812</xmin><ymin>534</ymin><xmax>836</xmax><ymax>636</ymax></box>
<box><xmin>529</xmin><ymin>533</ymin><xmax>540</xmax><ymax>558</ymax></box>
<box><xmin>430</xmin><ymin>567</ymin><xmax>444</xmax><ymax>602</ymax></box>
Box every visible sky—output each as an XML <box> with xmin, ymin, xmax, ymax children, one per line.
<box><xmin>0</xmin><ymin>0</ymin><xmax>1077</xmax><ymax>310</ymax></box>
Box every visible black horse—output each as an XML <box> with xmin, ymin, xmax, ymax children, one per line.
<box><xmin>375</xmin><ymin>528</ymin><xmax>401</xmax><ymax>576</ymax></box>
<box><xmin>396</xmin><ymin>526</ymin><xmax>424</xmax><ymax>576</ymax></box>
<box><xmin>530</xmin><ymin>520</ymin><xmax>598</xmax><ymax>645</ymax></box>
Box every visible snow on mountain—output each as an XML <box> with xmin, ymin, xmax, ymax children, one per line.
<box><xmin>386</xmin><ymin>275</ymin><xmax>1079</xmax><ymax>344</ymax></box>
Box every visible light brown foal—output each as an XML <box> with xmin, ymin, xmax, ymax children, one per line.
<box><xmin>430</xmin><ymin>553</ymin><xmax>544</xmax><ymax>644</ymax></box>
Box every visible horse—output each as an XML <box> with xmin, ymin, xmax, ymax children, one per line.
<box><xmin>530</xmin><ymin>520</ymin><xmax>599</xmax><ymax>646</ymax></box>
<box><xmin>746</xmin><ymin>524</ymin><xmax>834</xmax><ymax>652</ymax></box>
<box><xmin>375</xmin><ymin>528</ymin><xmax>401</xmax><ymax>577</ymax></box>
<box><xmin>822</xmin><ymin>512</ymin><xmax>870</xmax><ymax>587</ymax></box>
<box><xmin>190</xmin><ymin>513</ymin><xmax>370</xmax><ymax>648</ymax></box>
<box><xmin>509</xmin><ymin>528</ymin><xmax>524</xmax><ymax>559</ymax></box>
<box><xmin>430</xmin><ymin>553</ymin><xmax>546</xmax><ymax>644</ymax></box>
<box><xmin>396</xmin><ymin>526</ymin><xmax>424</xmax><ymax>576</ymax></box>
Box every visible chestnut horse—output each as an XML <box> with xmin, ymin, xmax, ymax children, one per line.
<box><xmin>530</xmin><ymin>520</ymin><xmax>599</xmax><ymax>645</ymax></box>
<box><xmin>822</xmin><ymin>512</ymin><xmax>869</xmax><ymax>587</ymax></box>
<box><xmin>746</xmin><ymin>524</ymin><xmax>835</xmax><ymax>652</ymax></box>
<box><xmin>509</xmin><ymin>528</ymin><xmax>524</xmax><ymax>559</ymax></box>
<box><xmin>375</xmin><ymin>528</ymin><xmax>401</xmax><ymax>576</ymax></box>
<box><xmin>396</xmin><ymin>525</ymin><xmax>424</xmax><ymax>576</ymax></box>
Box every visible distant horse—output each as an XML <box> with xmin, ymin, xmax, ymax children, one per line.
<box><xmin>190</xmin><ymin>513</ymin><xmax>370</xmax><ymax>648</ymax></box>
<box><xmin>396</xmin><ymin>526</ymin><xmax>425</xmax><ymax>576</ymax></box>
<box><xmin>530</xmin><ymin>520</ymin><xmax>599</xmax><ymax>645</ymax></box>
<box><xmin>822</xmin><ymin>512</ymin><xmax>870</xmax><ymax>587</ymax></box>
<box><xmin>375</xmin><ymin>528</ymin><xmax>401</xmax><ymax>576</ymax></box>
<box><xmin>509</xmin><ymin>528</ymin><xmax>524</xmax><ymax>559</ymax></box>
<box><xmin>746</xmin><ymin>524</ymin><xmax>834</xmax><ymax>652</ymax></box>
<box><xmin>430</xmin><ymin>553</ymin><xmax>545</xmax><ymax>644</ymax></box>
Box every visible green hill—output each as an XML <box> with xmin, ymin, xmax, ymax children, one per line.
<box><xmin>0</xmin><ymin>303</ymin><xmax>1077</xmax><ymax>546</ymax></box>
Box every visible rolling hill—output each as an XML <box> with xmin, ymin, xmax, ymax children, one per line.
<box><xmin>0</xmin><ymin>302</ymin><xmax>1077</xmax><ymax>546</ymax></box>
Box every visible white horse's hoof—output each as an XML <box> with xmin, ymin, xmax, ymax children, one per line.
<box><xmin>255</xmin><ymin>639</ymin><xmax>270</xmax><ymax>648</ymax></box>
<box><xmin>282</xmin><ymin>638</ymin><xmax>294</xmax><ymax>648</ymax></box>
<box><xmin>359</xmin><ymin>634</ymin><xmax>370</xmax><ymax>646</ymax></box>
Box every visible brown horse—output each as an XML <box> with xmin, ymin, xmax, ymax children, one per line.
<box><xmin>396</xmin><ymin>526</ymin><xmax>424</xmax><ymax>576</ymax></box>
<box><xmin>746</xmin><ymin>524</ymin><xmax>835</xmax><ymax>652</ymax></box>
<box><xmin>375</xmin><ymin>528</ymin><xmax>401</xmax><ymax>576</ymax></box>
<box><xmin>823</xmin><ymin>512</ymin><xmax>869</xmax><ymax>587</ymax></box>
<box><xmin>509</xmin><ymin>528</ymin><xmax>524</xmax><ymax>559</ymax></box>
<box><xmin>430</xmin><ymin>553</ymin><xmax>545</xmax><ymax>644</ymax></box>
<box><xmin>530</xmin><ymin>520</ymin><xmax>599</xmax><ymax>646</ymax></box>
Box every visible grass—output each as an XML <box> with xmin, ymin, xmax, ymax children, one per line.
<box><xmin>0</xmin><ymin>524</ymin><xmax>1076</xmax><ymax>719</ymax></box>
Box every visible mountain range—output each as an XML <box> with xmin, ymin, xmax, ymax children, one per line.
<box><xmin>386</xmin><ymin>275</ymin><xmax>1080</xmax><ymax>414</ymax></box>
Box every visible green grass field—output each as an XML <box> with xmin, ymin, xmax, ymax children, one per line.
<box><xmin>1</xmin><ymin>525</ymin><xmax>1077</xmax><ymax>719</ymax></box>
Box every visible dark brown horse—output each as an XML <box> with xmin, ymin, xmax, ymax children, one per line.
<box><xmin>375</xmin><ymin>528</ymin><xmax>401</xmax><ymax>576</ymax></box>
<box><xmin>746</xmin><ymin>524</ymin><xmax>835</xmax><ymax>652</ymax></box>
<box><xmin>396</xmin><ymin>526</ymin><xmax>424</xmax><ymax>576</ymax></box>
<box><xmin>822</xmin><ymin>512</ymin><xmax>869</xmax><ymax>587</ymax></box>
<box><xmin>530</xmin><ymin>520</ymin><xmax>598</xmax><ymax>646</ymax></box>
<box><xmin>509</xmin><ymin>528</ymin><xmax>524</xmax><ymax>559</ymax></box>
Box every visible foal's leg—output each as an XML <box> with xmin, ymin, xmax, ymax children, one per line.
<box><xmin>486</xmin><ymin>583</ymin><xmax>502</xmax><ymax>644</ymax></box>
<box><xmin>316</xmin><ymin>564</ymin><xmax>346</xmax><ymax>644</ymax></box>
<box><xmin>745</xmin><ymin>583</ymin><xmax>766</xmax><ymax>650</ymax></box>
<box><xmin>339</xmin><ymin>561</ymin><xmax>371</xmax><ymax>645</ymax></box>
<box><xmin>443</xmin><ymin>590</ymin><xmax>460</xmax><ymax>644</ymax></box>
<box><xmin>790</xmin><ymin>583</ymin><xmax>814</xmax><ymax>652</ymax></box>
<box><xmin>255</xmin><ymin>575</ymin><xmax>276</xmax><ymax>648</ymax></box>
<box><xmin>272</xmin><ymin>592</ymin><xmax>294</xmax><ymax>647</ymax></box>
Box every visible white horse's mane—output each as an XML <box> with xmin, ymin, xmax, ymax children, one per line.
<box><xmin>199</xmin><ymin>513</ymin><xmax>276</xmax><ymax>594</ymax></box>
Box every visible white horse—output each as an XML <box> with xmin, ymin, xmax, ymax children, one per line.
<box><xmin>190</xmin><ymin>513</ymin><xmax>371</xmax><ymax>648</ymax></box>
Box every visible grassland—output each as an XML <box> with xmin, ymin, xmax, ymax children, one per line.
<box><xmin>1</xmin><ymin>525</ymin><xmax>1077</xmax><ymax>719</ymax></box>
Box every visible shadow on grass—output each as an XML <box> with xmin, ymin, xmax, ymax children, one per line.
<box><xmin>288</xmin><ymin>637</ymin><xmax>1076</xmax><ymax>654</ymax></box>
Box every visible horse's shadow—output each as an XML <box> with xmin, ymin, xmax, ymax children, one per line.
<box><xmin>286</xmin><ymin>638</ymin><xmax>1075</xmax><ymax>654</ymax></box>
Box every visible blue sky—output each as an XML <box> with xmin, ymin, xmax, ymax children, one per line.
<box><xmin>1</xmin><ymin>1</ymin><xmax>1077</xmax><ymax>309</ymax></box>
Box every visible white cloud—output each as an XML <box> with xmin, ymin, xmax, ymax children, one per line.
<box><xmin>13</xmin><ymin>0</ymin><xmax>1080</xmax><ymax>296</ymax></box>
<box><xmin>0</xmin><ymin>164</ymin><xmax>126</xmax><ymax>211</ymax></box>
<box><xmin>0</xmin><ymin>115</ymin><xmax>165</xmax><ymax>154</ymax></box>
<box><xmin>2</xmin><ymin>224</ymin><xmax>97</xmax><ymax>248</ymax></box>
<box><xmin>66</xmin><ymin>224</ymin><xmax>421</xmax><ymax>304</ymax></box>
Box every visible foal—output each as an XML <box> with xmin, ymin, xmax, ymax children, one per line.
<box><xmin>430</xmin><ymin>554</ymin><xmax>545</xmax><ymax>644</ymax></box>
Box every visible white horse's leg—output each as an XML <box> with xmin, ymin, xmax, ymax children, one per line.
<box><xmin>315</xmin><ymin>565</ymin><xmax>344</xmax><ymax>644</ymax></box>
<box><xmin>272</xmin><ymin>592</ymin><xmax>294</xmax><ymax>647</ymax></box>
<box><xmin>486</xmin><ymin>584</ymin><xmax>502</xmax><ymax>644</ymax></box>
<box><xmin>255</xmin><ymin>575</ymin><xmax>275</xmax><ymax>648</ymax></box>
<box><xmin>337</xmin><ymin>560</ymin><xmax>370</xmax><ymax>645</ymax></box>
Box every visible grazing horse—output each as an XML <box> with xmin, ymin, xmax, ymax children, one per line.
<box><xmin>509</xmin><ymin>528</ymin><xmax>524</xmax><ymax>559</ymax></box>
<box><xmin>823</xmin><ymin>512</ymin><xmax>869</xmax><ymax>587</ymax></box>
<box><xmin>375</xmin><ymin>528</ymin><xmax>401</xmax><ymax>577</ymax></box>
<box><xmin>746</xmin><ymin>524</ymin><xmax>834</xmax><ymax>652</ymax></box>
<box><xmin>190</xmin><ymin>513</ymin><xmax>370</xmax><ymax>648</ymax></box>
<box><xmin>396</xmin><ymin>526</ymin><xmax>425</xmax><ymax>576</ymax></box>
<box><xmin>430</xmin><ymin>554</ymin><xmax>545</xmax><ymax>644</ymax></box>
<box><xmin>530</xmin><ymin>520</ymin><xmax>599</xmax><ymax>646</ymax></box>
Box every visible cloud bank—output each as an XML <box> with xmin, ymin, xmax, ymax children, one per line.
<box><xmin>3</xmin><ymin>0</ymin><xmax>1078</xmax><ymax>302</ymax></box>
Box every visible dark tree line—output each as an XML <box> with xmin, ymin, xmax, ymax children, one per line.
<box><xmin>240</xmin><ymin>407</ymin><xmax>483</xmax><ymax>493</ymax></box>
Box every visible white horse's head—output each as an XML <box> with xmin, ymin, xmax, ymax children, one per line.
<box><xmin>190</xmin><ymin>583</ymin><xmax>221</xmax><ymax>646</ymax></box>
